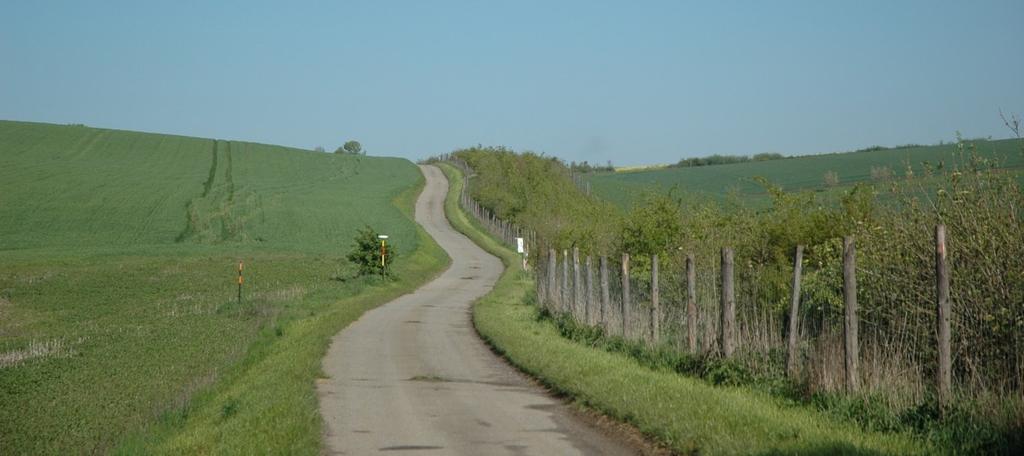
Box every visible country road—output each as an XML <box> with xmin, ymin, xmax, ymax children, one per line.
<box><xmin>317</xmin><ymin>165</ymin><xmax>637</xmax><ymax>455</ymax></box>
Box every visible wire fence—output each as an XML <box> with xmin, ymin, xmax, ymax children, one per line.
<box><xmin>444</xmin><ymin>158</ymin><xmax>1023</xmax><ymax>410</ymax></box>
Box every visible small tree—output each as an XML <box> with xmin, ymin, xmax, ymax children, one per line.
<box><xmin>335</xmin><ymin>140</ymin><xmax>363</xmax><ymax>155</ymax></box>
<box><xmin>347</xmin><ymin>225</ymin><xmax>397</xmax><ymax>276</ymax></box>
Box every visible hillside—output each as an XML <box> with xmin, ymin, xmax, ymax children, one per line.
<box><xmin>585</xmin><ymin>138</ymin><xmax>1024</xmax><ymax>209</ymax></box>
<box><xmin>0</xmin><ymin>121</ymin><xmax>439</xmax><ymax>453</ymax></box>
<box><xmin>0</xmin><ymin>120</ymin><xmax>419</xmax><ymax>252</ymax></box>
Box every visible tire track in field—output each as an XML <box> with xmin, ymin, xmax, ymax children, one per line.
<box><xmin>176</xmin><ymin>140</ymin><xmax>221</xmax><ymax>242</ymax></box>
<box><xmin>176</xmin><ymin>139</ymin><xmax>259</xmax><ymax>243</ymax></box>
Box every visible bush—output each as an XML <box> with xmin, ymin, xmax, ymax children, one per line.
<box><xmin>870</xmin><ymin>165</ymin><xmax>893</xmax><ymax>180</ymax></box>
<box><xmin>823</xmin><ymin>170</ymin><xmax>840</xmax><ymax>187</ymax></box>
<box><xmin>670</xmin><ymin>152</ymin><xmax>788</xmax><ymax>168</ymax></box>
<box><xmin>346</xmin><ymin>225</ymin><xmax>397</xmax><ymax>276</ymax></box>
<box><xmin>449</xmin><ymin>146</ymin><xmax>621</xmax><ymax>254</ymax></box>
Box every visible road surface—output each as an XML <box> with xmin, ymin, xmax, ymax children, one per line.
<box><xmin>317</xmin><ymin>165</ymin><xmax>637</xmax><ymax>455</ymax></box>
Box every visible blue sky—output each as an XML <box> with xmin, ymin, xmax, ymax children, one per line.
<box><xmin>2</xmin><ymin>1</ymin><xmax>1022</xmax><ymax>164</ymax></box>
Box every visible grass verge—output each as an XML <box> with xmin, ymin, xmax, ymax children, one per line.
<box><xmin>436</xmin><ymin>162</ymin><xmax>932</xmax><ymax>455</ymax></box>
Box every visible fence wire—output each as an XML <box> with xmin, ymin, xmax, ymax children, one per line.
<box><xmin>451</xmin><ymin>158</ymin><xmax>1022</xmax><ymax>406</ymax></box>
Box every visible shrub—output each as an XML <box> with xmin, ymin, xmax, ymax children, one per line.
<box><xmin>346</xmin><ymin>225</ymin><xmax>396</xmax><ymax>276</ymax></box>
<box><xmin>870</xmin><ymin>165</ymin><xmax>893</xmax><ymax>180</ymax></box>
<box><xmin>449</xmin><ymin>146</ymin><xmax>621</xmax><ymax>254</ymax></box>
<box><xmin>823</xmin><ymin>170</ymin><xmax>840</xmax><ymax>187</ymax></box>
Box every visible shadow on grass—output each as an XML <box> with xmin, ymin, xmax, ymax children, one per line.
<box><xmin>756</xmin><ymin>441</ymin><xmax>891</xmax><ymax>456</ymax></box>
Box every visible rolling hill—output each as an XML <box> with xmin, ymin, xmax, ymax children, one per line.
<box><xmin>0</xmin><ymin>120</ymin><xmax>440</xmax><ymax>453</ymax></box>
<box><xmin>585</xmin><ymin>138</ymin><xmax>1024</xmax><ymax>209</ymax></box>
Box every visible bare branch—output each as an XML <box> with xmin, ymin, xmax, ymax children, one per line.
<box><xmin>999</xmin><ymin>109</ymin><xmax>1021</xmax><ymax>139</ymax></box>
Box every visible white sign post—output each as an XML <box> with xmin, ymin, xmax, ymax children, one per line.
<box><xmin>516</xmin><ymin>237</ymin><xmax>527</xmax><ymax>269</ymax></box>
<box><xmin>377</xmin><ymin>234</ymin><xmax>389</xmax><ymax>277</ymax></box>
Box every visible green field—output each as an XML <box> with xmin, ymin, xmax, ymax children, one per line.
<box><xmin>586</xmin><ymin>139</ymin><xmax>1024</xmax><ymax>209</ymax></box>
<box><xmin>0</xmin><ymin>121</ymin><xmax>446</xmax><ymax>454</ymax></box>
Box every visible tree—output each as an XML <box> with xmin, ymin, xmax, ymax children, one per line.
<box><xmin>347</xmin><ymin>225</ymin><xmax>396</xmax><ymax>276</ymax></box>
<box><xmin>335</xmin><ymin>140</ymin><xmax>363</xmax><ymax>155</ymax></box>
<box><xmin>621</xmin><ymin>193</ymin><xmax>683</xmax><ymax>256</ymax></box>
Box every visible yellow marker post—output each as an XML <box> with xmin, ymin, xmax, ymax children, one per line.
<box><xmin>237</xmin><ymin>261</ymin><xmax>244</xmax><ymax>304</ymax></box>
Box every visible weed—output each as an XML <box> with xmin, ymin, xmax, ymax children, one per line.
<box><xmin>220</xmin><ymin>397</ymin><xmax>239</xmax><ymax>419</ymax></box>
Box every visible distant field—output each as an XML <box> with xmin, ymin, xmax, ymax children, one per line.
<box><xmin>0</xmin><ymin>121</ymin><xmax>439</xmax><ymax>453</ymax></box>
<box><xmin>585</xmin><ymin>139</ymin><xmax>1024</xmax><ymax>209</ymax></box>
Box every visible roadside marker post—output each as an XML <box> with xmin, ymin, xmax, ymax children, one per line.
<box><xmin>378</xmin><ymin>235</ymin><xmax>389</xmax><ymax>277</ymax></box>
<box><xmin>237</xmin><ymin>260</ymin><xmax>244</xmax><ymax>304</ymax></box>
<box><xmin>516</xmin><ymin>237</ymin><xmax>526</xmax><ymax>269</ymax></box>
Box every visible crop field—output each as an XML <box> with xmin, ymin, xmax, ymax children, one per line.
<box><xmin>585</xmin><ymin>139</ymin><xmax>1024</xmax><ymax>209</ymax></box>
<box><xmin>0</xmin><ymin>121</ymin><xmax>441</xmax><ymax>453</ymax></box>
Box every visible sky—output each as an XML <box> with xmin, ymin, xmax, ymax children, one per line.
<box><xmin>2</xmin><ymin>1</ymin><xmax>1022</xmax><ymax>165</ymax></box>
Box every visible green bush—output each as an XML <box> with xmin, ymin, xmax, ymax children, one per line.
<box><xmin>449</xmin><ymin>146</ymin><xmax>622</xmax><ymax>254</ymax></box>
<box><xmin>347</xmin><ymin>225</ymin><xmax>397</xmax><ymax>276</ymax></box>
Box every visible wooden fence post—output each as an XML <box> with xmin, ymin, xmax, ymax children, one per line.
<box><xmin>786</xmin><ymin>245</ymin><xmax>805</xmax><ymax>379</ymax></box>
<box><xmin>721</xmin><ymin>248</ymin><xmax>735</xmax><ymax>357</ymax></box>
<box><xmin>621</xmin><ymin>253</ymin><xmax>631</xmax><ymax>339</ymax></box>
<box><xmin>843</xmin><ymin>236</ymin><xmax>860</xmax><ymax>392</ymax></box>
<box><xmin>573</xmin><ymin>247</ymin><xmax>582</xmax><ymax>321</ymax></box>
<box><xmin>935</xmin><ymin>225</ymin><xmax>951</xmax><ymax>413</ymax></box>
<box><xmin>600</xmin><ymin>256</ymin><xmax>610</xmax><ymax>330</ymax></box>
<box><xmin>536</xmin><ymin>251</ymin><xmax>545</xmax><ymax>308</ymax></box>
<box><xmin>565</xmin><ymin>251</ymin><xmax>573</xmax><ymax>313</ymax></box>
<box><xmin>585</xmin><ymin>256</ymin><xmax>594</xmax><ymax>326</ymax></box>
<box><xmin>651</xmin><ymin>254</ymin><xmax>660</xmax><ymax>345</ymax></box>
<box><xmin>686</xmin><ymin>254</ymin><xmax>697</xmax><ymax>353</ymax></box>
<box><xmin>547</xmin><ymin>249</ymin><xmax>557</xmax><ymax>311</ymax></box>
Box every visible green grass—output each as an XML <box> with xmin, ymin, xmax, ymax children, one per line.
<box><xmin>586</xmin><ymin>139</ymin><xmax>1024</xmax><ymax>210</ymax></box>
<box><xmin>0</xmin><ymin>120</ymin><xmax>448</xmax><ymax>454</ymax></box>
<box><xmin>438</xmin><ymin>162</ymin><xmax>933</xmax><ymax>455</ymax></box>
<box><xmin>117</xmin><ymin>207</ymin><xmax>447</xmax><ymax>454</ymax></box>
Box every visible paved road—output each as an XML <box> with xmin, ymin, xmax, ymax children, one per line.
<box><xmin>317</xmin><ymin>165</ymin><xmax>636</xmax><ymax>455</ymax></box>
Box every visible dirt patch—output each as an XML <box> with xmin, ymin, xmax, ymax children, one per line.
<box><xmin>407</xmin><ymin>375</ymin><xmax>450</xmax><ymax>383</ymax></box>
